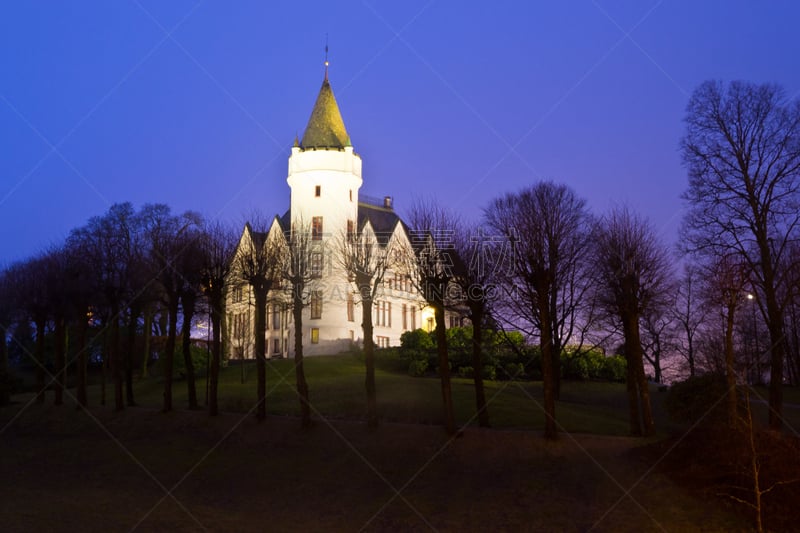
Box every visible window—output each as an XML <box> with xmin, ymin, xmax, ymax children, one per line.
<box><xmin>349</xmin><ymin>189</ymin><xmax>352</xmax><ymax>202</ymax></box>
<box><xmin>402</xmin><ymin>304</ymin><xmax>407</xmax><ymax>330</ymax></box>
<box><xmin>272</xmin><ymin>304</ymin><xmax>280</xmax><ymax>329</ymax></box>
<box><xmin>311</xmin><ymin>328</ymin><xmax>319</xmax><ymax>344</ymax></box>
<box><xmin>374</xmin><ymin>301</ymin><xmax>392</xmax><ymax>327</ymax></box>
<box><xmin>427</xmin><ymin>317</ymin><xmax>434</xmax><ymax>332</ymax></box>
<box><xmin>311</xmin><ymin>251</ymin><xmax>323</xmax><ymax>276</ymax></box>
<box><xmin>450</xmin><ymin>316</ymin><xmax>460</xmax><ymax>329</ymax></box>
<box><xmin>347</xmin><ymin>219</ymin><xmax>355</xmax><ymax>242</ymax></box>
<box><xmin>310</xmin><ymin>290</ymin><xmax>323</xmax><ymax>319</ymax></box>
<box><xmin>272</xmin><ymin>338</ymin><xmax>280</xmax><ymax>355</ymax></box>
<box><xmin>347</xmin><ymin>293</ymin><xmax>355</xmax><ymax>322</ymax></box>
<box><xmin>232</xmin><ymin>286</ymin><xmax>243</xmax><ymax>303</ymax></box>
<box><xmin>312</xmin><ymin>216</ymin><xmax>323</xmax><ymax>240</ymax></box>
<box><xmin>315</xmin><ymin>185</ymin><xmax>321</xmax><ymax>197</ymax></box>
<box><xmin>410</xmin><ymin>306</ymin><xmax>416</xmax><ymax>330</ymax></box>
<box><xmin>266</xmin><ymin>305</ymin><xmax>271</xmax><ymax>330</ymax></box>
<box><xmin>376</xmin><ymin>336</ymin><xmax>390</xmax><ymax>348</ymax></box>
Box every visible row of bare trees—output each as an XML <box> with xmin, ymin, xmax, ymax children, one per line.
<box><xmin>0</xmin><ymin>203</ymin><xmax>238</xmax><ymax>417</ymax></box>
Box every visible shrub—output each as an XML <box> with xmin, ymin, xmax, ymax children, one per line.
<box><xmin>599</xmin><ymin>355</ymin><xmax>627</xmax><ymax>382</ymax></box>
<box><xmin>664</xmin><ymin>373</ymin><xmax>729</xmax><ymax>426</ymax></box>
<box><xmin>482</xmin><ymin>364</ymin><xmax>497</xmax><ymax>381</ymax></box>
<box><xmin>502</xmin><ymin>362</ymin><xmax>525</xmax><ymax>380</ymax></box>
<box><xmin>159</xmin><ymin>344</ymin><xmax>209</xmax><ymax>379</ymax></box>
<box><xmin>457</xmin><ymin>366</ymin><xmax>474</xmax><ymax>378</ymax></box>
<box><xmin>408</xmin><ymin>359</ymin><xmax>428</xmax><ymax>377</ymax></box>
<box><xmin>399</xmin><ymin>329</ymin><xmax>435</xmax><ymax>367</ymax></box>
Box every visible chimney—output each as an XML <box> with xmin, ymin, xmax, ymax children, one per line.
<box><xmin>383</xmin><ymin>196</ymin><xmax>393</xmax><ymax>209</ymax></box>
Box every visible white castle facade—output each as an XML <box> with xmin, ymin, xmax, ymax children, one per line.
<box><xmin>226</xmin><ymin>69</ymin><xmax>442</xmax><ymax>358</ymax></box>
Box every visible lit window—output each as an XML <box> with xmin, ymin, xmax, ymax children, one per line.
<box><xmin>311</xmin><ymin>251</ymin><xmax>323</xmax><ymax>276</ymax></box>
<box><xmin>315</xmin><ymin>185</ymin><xmax>321</xmax><ymax>197</ymax></box>
<box><xmin>312</xmin><ymin>216</ymin><xmax>323</xmax><ymax>240</ymax></box>
<box><xmin>310</xmin><ymin>290</ymin><xmax>323</xmax><ymax>319</ymax></box>
<box><xmin>311</xmin><ymin>328</ymin><xmax>319</xmax><ymax>344</ymax></box>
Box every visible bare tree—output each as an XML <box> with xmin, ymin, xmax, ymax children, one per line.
<box><xmin>140</xmin><ymin>204</ymin><xmax>201</xmax><ymax>412</ymax></box>
<box><xmin>199</xmin><ymin>221</ymin><xmax>237</xmax><ymax>416</ymax></box>
<box><xmin>593</xmin><ymin>206</ymin><xmax>673</xmax><ymax>437</ymax></box>
<box><xmin>484</xmin><ymin>182</ymin><xmax>593</xmax><ymax>440</ymax></box>
<box><xmin>700</xmin><ymin>254</ymin><xmax>751</xmax><ymax>426</ymax></box>
<box><xmin>335</xmin><ymin>222</ymin><xmax>397</xmax><ymax>428</ymax></box>
<box><xmin>681</xmin><ymin>80</ymin><xmax>800</xmax><ymax>430</ymax></box>
<box><xmin>450</xmin><ymin>224</ymin><xmax>496</xmax><ymax>427</ymax></box>
<box><xmin>281</xmin><ymin>221</ymin><xmax>321</xmax><ymax>428</ymax></box>
<box><xmin>407</xmin><ymin>201</ymin><xmax>460</xmax><ymax>435</ymax></box>
<box><xmin>233</xmin><ymin>219</ymin><xmax>283</xmax><ymax>421</ymax></box>
<box><xmin>672</xmin><ymin>265</ymin><xmax>707</xmax><ymax>378</ymax></box>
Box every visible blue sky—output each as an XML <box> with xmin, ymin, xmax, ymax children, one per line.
<box><xmin>1</xmin><ymin>1</ymin><xmax>799</xmax><ymax>265</ymax></box>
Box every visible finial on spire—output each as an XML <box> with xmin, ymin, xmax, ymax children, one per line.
<box><xmin>324</xmin><ymin>34</ymin><xmax>329</xmax><ymax>81</ymax></box>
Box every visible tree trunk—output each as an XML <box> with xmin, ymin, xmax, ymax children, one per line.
<box><xmin>209</xmin><ymin>290</ymin><xmax>222</xmax><ymax>417</ymax></box>
<box><xmin>76</xmin><ymin>316</ymin><xmax>88</xmax><ymax>408</ymax></box>
<box><xmin>125</xmin><ymin>304</ymin><xmax>139</xmax><ymax>406</ymax></box>
<box><xmin>0</xmin><ymin>324</ymin><xmax>10</xmax><ymax>406</ymax></box>
<box><xmin>162</xmin><ymin>292</ymin><xmax>178</xmax><ymax>412</ymax></box>
<box><xmin>625</xmin><ymin>313</ymin><xmax>654</xmax><ymax>436</ymax></box>
<box><xmin>34</xmin><ymin>318</ymin><xmax>46</xmax><ymax>404</ymax></box>
<box><xmin>142</xmin><ymin>306</ymin><xmax>152</xmax><ymax>379</ymax></box>
<box><xmin>725</xmin><ymin>303</ymin><xmax>738</xmax><ymax>427</ymax></box>
<box><xmin>180</xmin><ymin>292</ymin><xmax>198</xmax><ymax>410</ymax></box>
<box><xmin>53</xmin><ymin>316</ymin><xmax>66</xmax><ymax>406</ymax></box>
<box><xmin>293</xmin><ymin>281</ymin><xmax>311</xmax><ymax>427</ymax></box>
<box><xmin>253</xmin><ymin>287</ymin><xmax>267</xmax><ymax>421</ymax></box>
<box><xmin>622</xmin><ymin>317</ymin><xmax>642</xmax><ymax>436</ymax></box>
<box><xmin>470</xmin><ymin>305</ymin><xmax>489</xmax><ymax>428</ymax></box>
<box><xmin>435</xmin><ymin>302</ymin><xmax>455</xmax><ymax>435</ymax></box>
<box><xmin>110</xmin><ymin>300</ymin><xmax>124</xmax><ymax>412</ymax></box>
<box><xmin>362</xmin><ymin>293</ymin><xmax>378</xmax><ymax>428</ymax></box>
<box><xmin>539</xmin><ymin>300</ymin><xmax>557</xmax><ymax>440</ymax></box>
<box><xmin>760</xmin><ymin>247</ymin><xmax>784</xmax><ymax>430</ymax></box>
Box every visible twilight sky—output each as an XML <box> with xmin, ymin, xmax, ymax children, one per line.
<box><xmin>1</xmin><ymin>1</ymin><xmax>799</xmax><ymax>266</ymax></box>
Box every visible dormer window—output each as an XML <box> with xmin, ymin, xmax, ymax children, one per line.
<box><xmin>315</xmin><ymin>185</ymin><xmax>321</xmax><ymax>197</ymax></box>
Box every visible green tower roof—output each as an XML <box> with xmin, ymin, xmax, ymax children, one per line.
<box><xmin>300</xmin><ymin>77</ymin><xmax>350</xmax><ymax>150</ymax></box>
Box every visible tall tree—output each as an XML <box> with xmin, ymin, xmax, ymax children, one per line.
<box><xmin>593</xmin><ymin>207</ymin><xmax>673</xmax><ymax>437</ymax></box>
<box><xmin>681</xmin><ymin>80</ymin><xmax>800</xmax><ymax>430</ymax></box>
<box><xmin>199</xmin><ymin>221</ymin><xmax>237</xmax><ymax>417</ymax></box>
<box><xmin>336</xmin><ymin>222</ymin><xmax>397</xmax><ymax>428</ymax></box>
<box><xmin>484</xmin><ymin>182</ymin><xmax>593</xmax><ymax>440</ymax></box>
<box><xmin>233</xmin><ymin>220</ymin><xmax>283</xmax><ymax>421</ymax></box>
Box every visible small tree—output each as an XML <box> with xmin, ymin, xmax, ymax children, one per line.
<box><xmin>281</xmin><ymin>221</ymin><xmax>322</xmax><ymax>428</ymax></box>
<box><xmin>335</xmin><ymin>223</ymin><xmax>397</xmax><ymax>428</ymax></box>
<box><xmin>199</xmin><ymin>221</ymin><xmax>237</xmax><ymax>417</ymax></box>
<box><xmin>407</xmin><ymin>201</ymin><xmax>460</xmax><ymax>435</ymax></box>
<box><xmin>233</xmin><ymin>219</ymin><xmax>283</xmax><ymax>421</ymax></box>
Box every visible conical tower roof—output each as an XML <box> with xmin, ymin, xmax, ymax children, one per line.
<box><xmin>300</xmin><ymin>77</ymin><xmax>350</xmax><ymax>150</ymax></box>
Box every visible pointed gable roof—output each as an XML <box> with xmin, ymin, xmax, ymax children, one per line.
<box><xmin>300</xmin><ymin>77</ymin><xmax>350</xmax><ymax>150</ymax></box>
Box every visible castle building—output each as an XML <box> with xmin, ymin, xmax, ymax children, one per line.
<box><xmin>226</xmin><ymin>67</ymin><xmax>435</xmax><ymax>358</ymax></box>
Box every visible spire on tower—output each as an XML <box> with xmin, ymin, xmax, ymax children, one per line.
<box><xmin>324</xmin><ymin>34</ymin><xmax>329</xmax><ymax>81</ymax></box>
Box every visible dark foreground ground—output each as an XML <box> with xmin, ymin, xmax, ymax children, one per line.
<box><xmin>0</xmin><ymin>403</ymin><xmax>747</xmax><ymax>532</ymax></box>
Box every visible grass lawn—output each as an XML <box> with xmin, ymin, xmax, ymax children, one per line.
<box><xmin>113</xmin><ymin>353</ymin><xmax>666</xmax><ymax>436</ymax></box>
<box><xmin>4</xmin><ymin>353</ymin><xmax>787</xmax><ymax>530</ymax></box>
